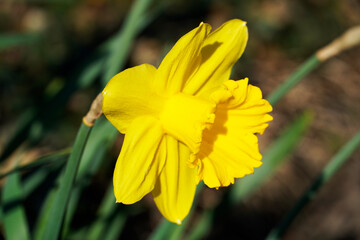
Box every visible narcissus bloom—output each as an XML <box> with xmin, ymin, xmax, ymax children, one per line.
<box><xmin>102</xmin><ymin>19</ymin><xmax>273</xmax><ymax>224</ymax></box>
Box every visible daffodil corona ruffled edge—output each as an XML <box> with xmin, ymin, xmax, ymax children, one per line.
<box><xmin>102</xmin><ymin>19</ymin><xmax>273</xmax><ymax>224</ymax></box>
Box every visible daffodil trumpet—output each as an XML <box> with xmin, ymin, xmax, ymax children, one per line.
<box><xmin>102</xmin><ymin>19</ymin><xmax>273</xmax><ymax>224</ymax></box>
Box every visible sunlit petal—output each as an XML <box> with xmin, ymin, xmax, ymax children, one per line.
<box><xmin>113</xmin><ymin>116</ymin><xmax>165</xmax><ymax>204</ymax></box>
<box><xmin>194</xmin><ymin>80</ymin><xmax>272</xmax><ymax>188</ymax></box>
<box><xmin>102</xmin><ymin>64</ymin><xmax>163</xmax><ymax>134</ymax></box>
<box><xmin>184</xmin><ymin>19</ymin><xmax>248</xmax><ymax>96</ymax></box>
<box><xmin>198</xmin><ymin>131</ymin><xmax>262</xmax><ymax>188</ymax></box>
<box><xmin>222</xmin><ymin>83</ymin><xmax>273</xmax><ymax>135</ymax></box>
<box><xmin>154</xmin><ymin>22</ymin><xmax>211</xmax><ymax>95</ymax></box>
<box><xmin>152</xmin><ymin>135</ymin><xmax>197</xmax><ymax>224</ymax></box>
<box><xmin>160</xmin><ymin>93</ymin><xmax>215</xmax><ymax>154</ymax></box>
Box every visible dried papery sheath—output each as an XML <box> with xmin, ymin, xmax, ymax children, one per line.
<box><xmin>316</xmin><ymin>25</ymin><xmax>360</xmax><ymax>61</ymax></box>
<box><xmin>83</xmin><ymin>93</ymin><xmax>103</xmax><ymax>127</ymax></box>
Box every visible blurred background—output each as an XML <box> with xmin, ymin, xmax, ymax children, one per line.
<box><xmin>0</xmin><ymin>0</ymin><xmax>359</xmax><ymax>239</ymax></box>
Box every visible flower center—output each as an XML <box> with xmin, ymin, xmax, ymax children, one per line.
<box><xmin>159</xmin><ymin>93</ymin><xmax>216</xmax><ymax>154</ymax></box>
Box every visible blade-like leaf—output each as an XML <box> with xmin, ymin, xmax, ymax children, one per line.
<box><xmin>2</xmin><ymin>172</ymin><xmax>30</xmax><ymax>240</ymax></box>
<box><xmin>23</xmin><ymin>156</ymin><xmax>65</xmax><ymax>198</ymax></box>
<box><xmin>0</xmin><ymin>33</ymin><xmax>39</xmax><ymax>51</ymax></box>
<box><xmin>33</xmin><ymin>184</ymin><xmax>58</xmax><ymax>240</ymax></box>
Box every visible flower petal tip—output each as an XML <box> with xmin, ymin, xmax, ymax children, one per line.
<box><xmin>176</xmin><ymin>219</ymin><xmax>182</xmax><ymax>225</ymax></box>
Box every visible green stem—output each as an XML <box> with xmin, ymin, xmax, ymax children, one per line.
<box><xmin>266</xmin><ymin>132</ymin><xmax>360</xmax><ymax>240</ymax></box>
<box><xmin>42</xmin><ymin>123</ymin><xmax>92</xmax><ymax>240</ymax></box>
<box><xmin>267</xmin><ymin>55</ymin><xmax>320</xmax><ymax>106</ymax></box>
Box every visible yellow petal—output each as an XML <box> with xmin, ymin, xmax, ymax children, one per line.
<box><xmin>194</xmin><ymin>80</ymin><xmax>273</xmax><ymax>188</ymax></box>
<box><xmin>152</xmin><ymin>135</ymin><xmax>198</xmax><ymax>224</ymax></box>
<box><xmin>154</xmin><ymin>22</ymin><xmax>211</xmax><ymax>95</ymax></box>
<box><xmin>113</xmin><ymin>116</ymin><xmax>165</xmax><ymax>204</ymax></box>
<box><xmin>184</xmin><ymin>19</ymin><xmax>248</xmax><ymax>96</ymax></box>
<box><xmin>102</xmin><ymin>64</ymin><xmax>163</xmax><ymax>134</ymax></box>
<box><xmin>198</xmin><ymin>131</ymin><xmax>263</xmax><ymax>188</ymax></box>
<box><xmin>159</xmin><ymin>92</ymin><xmax>215</xmax><ymax>154</ymax></box>
<box><xmin>222</xmin><ymin>83</ymin><xmax>273</xmax><ymax>135</ymax></box>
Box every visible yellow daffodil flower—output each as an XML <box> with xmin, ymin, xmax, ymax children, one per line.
<box><xmin>102</xmin><ymin>19</ymin><xmax>273</xmax><ymax>224</ymax></box>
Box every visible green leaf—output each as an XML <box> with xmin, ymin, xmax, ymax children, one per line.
<box><xmin>2</xmin><ymin>148</ymin><xmax>69</xmax><ymax>240</ymax></box>
<box><xmin>0</xmin><ymin>33</ymin><xmax>39</xmax><ymax>51</ymax></box>
<box><xmin>31</xmin><ymin>152</ymin><xmax>70</xmax><ymax>240</ymax></box>
<box><xmin>0</xmin><ymin>109</ymin><xmax>37</xmax><ymax>163</ymax></box>
<box><xmin>33</xmin><ymin>184</ymin><xmax>58</xmax><ymax>240</ymax></box>
<box><xmin>22</xmin><ymin>156</ymin><xmax>65</xmax><ymax>199</ymax></box>
<box><xmin>2</xmin><ymin>172</ymin><xmax>30</xmax><ymax>240</ymax></box>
